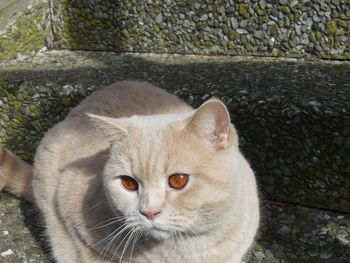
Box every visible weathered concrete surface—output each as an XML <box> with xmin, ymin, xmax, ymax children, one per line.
<box><xmin>0</xmin><ymin>0</ymin><xmax>49</xmax><ymax>62</ymax></box>
<box><xmin>50</xmin><ymin>0</ymin><xmax>350</xmax><ymax>59</ymax></box>
<box><xmin>0</xmin><ymin>193</ymin><xmax>47</xmax><ymax>263</ymax></box>
<box><xmin>0</xmin><ymin>51</ymin><xmax>349</xmax><ymax>212</ymax></box>
<box><xmin>0</xmin><ymin>0</ymin><xmax>32</xmax><ymax>31</ymax></box>
<box><xmin>1</xmin><ymin>0</ymin><xmax>350</xmax><ymax>63</ymax></box>
<box><xmin>1</xmin><ymin>192</ymin><xmax>349</xmax><ymax>262</ymax></box>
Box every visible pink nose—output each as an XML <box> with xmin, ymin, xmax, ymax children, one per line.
<box><xmin>140</xmin><ymin>210</ymin><xmax>161</xmax><ymax>220</ymax></box>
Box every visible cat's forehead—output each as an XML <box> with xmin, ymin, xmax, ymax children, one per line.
<box><xmin>127</xmin><ymin>111</ymin><xmax>193</xmax><ymax>130</ymax></box>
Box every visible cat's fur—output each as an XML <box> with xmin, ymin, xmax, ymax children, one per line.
<box><xmin>0</xmin><ymin>81</ymin><xmax>259</xmax><ymax>263</ymax></box>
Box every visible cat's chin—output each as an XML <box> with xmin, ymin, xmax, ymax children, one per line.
<box><xmin>144</xmin><ymin>227</ymin><xmax>172</xmax><ymax>241</ymax></box>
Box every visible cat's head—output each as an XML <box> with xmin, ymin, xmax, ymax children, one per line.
<box><xmin>88</xmin><ymin>98</ymin><xmax>241</xmax><ymax>240</ymax></box>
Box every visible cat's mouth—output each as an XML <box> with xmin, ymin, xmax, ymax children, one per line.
<box><xmin>143</xmin><ymin>224</ymin><xmax>172</xmax><ymax>240</ymax></box>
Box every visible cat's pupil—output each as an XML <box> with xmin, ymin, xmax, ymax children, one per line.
<box><xmin>168</xmin><ymin>173</ymin><xmax>189</xmax><ymax>189</ymax></box>
<box><xmin>121</xmin><ymin>176</ymin><xmax>138</xmax><ymax>191</ymax></box>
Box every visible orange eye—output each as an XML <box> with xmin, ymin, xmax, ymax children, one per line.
<box><xmin>121</xmin><ymin>176</ymin><xmax>138</xmax><ymax>191</ymax></box>
<box><xmin>168</xmin><ymin>173</ymin><xmax>189</xmax><ymax>190</ymax></box>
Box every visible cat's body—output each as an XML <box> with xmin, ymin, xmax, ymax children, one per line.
<box><xmin>0</xmin><ymin>81</ymin><xmax>259</xmax><ymax>263</ymax></box>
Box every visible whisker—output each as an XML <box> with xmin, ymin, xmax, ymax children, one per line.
<box><xmin>119</xmin><ymin>227</ymin><xmax>138</xmax><ymax>263</ymax></box>
<box><xmin>89</xmin><ymin>216</ymin><xmax>127</xmax><ymax>231</ymax></box>
<box><xmin>93</xmin><ymin>222</ymin><xmax>130</xmax><ymax>263</ymax></box>
<box><xmin>90</xmin><ymin>200</ymin><xmax>105</xmax><ymax>211</ymax></box>
<box><xmin>128</xmin><ymin>229</ymin><xmax>142</xmax><ymax>263</ymax></box>
<box><xmin>111</xmin><ymin>225</ymin><xmax>135</xmax><ymax>262</ymax></box>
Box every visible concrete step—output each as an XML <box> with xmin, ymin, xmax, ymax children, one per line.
<box><xmin>1</xmin><ymin>51</ymin><xmax>349</xmax><ymax>212</ymax></box>
<box><xmin>0</xmin><ymin>192</ymin><xmax>349</xmax><ymax>262</ymax></box>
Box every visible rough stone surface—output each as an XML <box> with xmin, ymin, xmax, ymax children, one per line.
<box><xmin>1</xmin><ymin>0</ymin><xmax>350</xmax><ymax>61</ymax></box>
<box><xmin>49</xmin><ymin>0</ymin><xmax>350</xmax><ymax>59</ymax></box>
<box><xmin>0</xmin><ymin>0</ymin><xmax>33</xmax><ymax>31</ymax></box>
<box><xmin>0</xmin><ymin>50</ymin><xmax>349</xmax><ymax>213</ymax></box>
<box><xmin>1</xmin><ymin>192</ymin><xmax>349</xmax><ymax>262</ymax></box>
<box><xmin>0</xmin><ymin>0</ymin><xmax>51</xmax><ymax>62</ymax></box>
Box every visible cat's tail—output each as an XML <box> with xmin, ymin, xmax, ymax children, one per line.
<box><xmin>0</xmin><ymin>146</ymin><xmax>34</xmax><ymax>202</ymax></box>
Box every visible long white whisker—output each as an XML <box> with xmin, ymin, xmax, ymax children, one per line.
<box><xmin>90</xmin><ymin>200</ymin><xmax>105</xmax><ymax>211</ymax></box>
<box><xmin>111</xmin><ymin>225</ymin><xmax>135</xmax><ymax>262</ymax></box>
<box><xmin>128</xmin><ymin>229</ymin><xmax>142</xmax><ymax>263</ymax></box>
<box><xmin>101</xmin><ymin>223</ymin><xmax>132</xmax><ymax>262</ymax></box>
<box><xmin>119</xmin><ymin>227</ymin><xmax>137</xmax><ymax>263</ymax></box>
<box><xmin>89</xmin><ymin>216</ymin><xmax>127</xmax><ymax>230</ymax></box>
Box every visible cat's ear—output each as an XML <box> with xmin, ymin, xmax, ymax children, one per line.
<box><xmin>86</xmin><ymin>113</ymin><xmax>128</xmax><ymax>145</ymax></box>
<box><xmin>185</xmin><ymin>98</ymin><xmax>237</xmax><ymax>149</ymax></box>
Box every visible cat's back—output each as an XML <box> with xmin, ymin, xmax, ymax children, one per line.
<box><xmin>69</xmin><ymin>80</ymin><xmax>192</xmax><ymax>119</ymax></box>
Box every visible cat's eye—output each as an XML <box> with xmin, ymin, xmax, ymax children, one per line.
<box><xmin>168</xmin><ymin>173</ymin><xmax>189</xmax><ymax>190</ymax></box>
<box><xmin>120</xmin><ymin>176</ymin><xmax>138</xmax><ymax>191</ymax></box>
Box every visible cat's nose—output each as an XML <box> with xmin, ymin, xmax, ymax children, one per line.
<box><xmin>140</xmin><ymin>210</ymin><xmax>161</xmax><ymax>220</ymax></box>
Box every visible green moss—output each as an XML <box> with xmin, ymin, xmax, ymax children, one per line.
<box><xmin>0</xmin><ymin>4</ymin><xmax>48</xmax><ymax>62</ymax></box>
<box><xmin>335</xmin><ymin>28</ymin><xmax>345</xmax><ymax>36</ymax></box>
<box><xmin>153</xmin><ymin>25</ymin><xmax>160</xmax><ymax>33</ymax></box>
<box><xmin>257</xmin><ymin>9</ymin><xmax>265</xmax><ymax>16</ymax></box>
<box><xmin>315</xmin><ymin>31</ymin><xmax>322</xmax><ymax>41</ymax></box>
<box><xmin>309</xmin><ymin>32</ymin><xmax>316</xmax><ymax>43</ymax></box>
<box><xmin>339</xmin><ymin>14</ymin><xmax>349</xmax><ymax>20</ymax></box>
<box><xmin>326</xmin><ymin>20</ymin><xmax>338</xmax><ymax>34</ymax></box>
<box><xmin>337</xmin><ymin>20</ymin><xmax>348</xmax><ymax>28</ymax></box>
<box><xmin>281</xmin><ymin>6</ymin><xmax>291</xmax><ymax>14</ymax></box>
<box><xmin>328</xmin><ymin>35</ymin><xmax>334</xmax><ymax>46</ymax></box>
<box><xmin>120</xmin><ymin>29</ymin><xmax>130</xmax><ymax>38</ymax></box>
<box><xmin>238</xmin><ymin>4</ymin><xmax>250</xmax><ymax>19</ymax></box>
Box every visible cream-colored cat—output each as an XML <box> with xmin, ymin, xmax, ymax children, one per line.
<box><xmin>0</xmin><ymin>81</ymin><xmax>259</xmax><ymax>263</ymax></box>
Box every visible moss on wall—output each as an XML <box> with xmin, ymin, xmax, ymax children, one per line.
<box><xmin>0</xmin><ymin>2</ymin><xmax>49</xmax><ymax>62</ymax></box>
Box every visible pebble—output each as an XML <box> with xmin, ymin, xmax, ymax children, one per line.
<box><xmin>200</xmin><ymin>14</ymin><xmax>208</xmax><ymax>21</ymax></box>
<box><xmin>320</xmin><ymin>253</ymin><xmax>332</xmax><ymax>259</ymax></box>
<box><xmin>277</xmin><ymin>225</ymin><xmax>291</xmax><ymax>235</ymax></box>
<box><xmin>183</xmin><ymin>20</ymin><xmax>191</xmax><ymax>28</ymax></box>
<box><xmin>2</xmin><ymin>230</ymin><xmax>9</xmax><ymax>236</ymax></box>
<box><xmin>237</xmin><ymin>28</ymin><xmax>248</xmax><ymax>34</ymax></box>
<box><xmin>230</xmin><ymin>17</ymin><xmax>238</xmax><ymax>29</ymax></box>
<box><xmin>155</xmin><ymin>13</ymin><xmax>163</xmax><ymax>24</ymax></box>
<box><xmin>253</xmin><ymin>30</ymin><xmax>264</xmax><ymax>40</ymax></box>
<box><xmin>290</xmin><ymin>0</ymin><xmax>299</xmax><ymax>8</ymax></box>
<box><xmin>1</xmin><ymin>249</ymin><xmax>14</xmax><ymax>257</ymax></box>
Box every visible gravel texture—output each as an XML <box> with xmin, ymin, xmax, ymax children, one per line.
<box><xmin>0</xmin><ymin>0</ymin><xmax>51</xmax><ymax>62</ymax></box>
<box><xmin>1</xmin><ymin>192</ymin><xmax>349</xmax><ymax>262</ymax></box>
<box><xmin>1</xmin><ymin>0</ymin><xmax>350</xmax><ymax>62</ymax></box>
<box><xmin>50</xmin><ymin>0</ymin><xmax>350</xmax><ymax>59</ymax></box>
<box><xmin>0</xmin><ymin>50</ymin><xmax>350</xmax><ymax>212</ymax></box>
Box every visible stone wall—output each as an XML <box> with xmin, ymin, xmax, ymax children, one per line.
<box><xmin>1</xmin><ymin>52</ymin><xmax>350</xmax><ymax>212</ymax></box>
<box><xmin>51</xmin><ymin>0</ymin><xmax>350</xmax><ymax>59</ymax></box>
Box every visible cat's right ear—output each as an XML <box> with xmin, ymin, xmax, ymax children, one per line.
<box><xmin>86</xmin><ymin>113</ymin><xmax>128</xmax><ymax>145</ymax></box>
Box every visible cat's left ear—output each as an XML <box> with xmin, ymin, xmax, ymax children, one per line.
<box><xmin>86</xmin><ymin>113</ymin><xmax>129</xmax><ymax>145</ymax></box>
<box><xmin>185</xmin><ymin>98</ymin><xmax>238</xmax><ymax>150</ymax></box>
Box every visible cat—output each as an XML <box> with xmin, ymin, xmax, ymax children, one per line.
<box><xmin>0</xmin><ymin>81</ymin><xmax>259</xmax><ymax>263</ymax></box>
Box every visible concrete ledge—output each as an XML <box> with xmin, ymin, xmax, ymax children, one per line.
<box><xmin>0</xmin><ymin>51</ymin><xmax>349</xmax><ymax>212</ymax></box>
